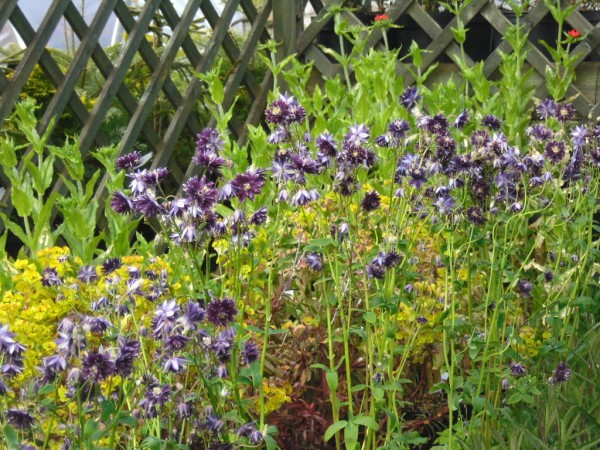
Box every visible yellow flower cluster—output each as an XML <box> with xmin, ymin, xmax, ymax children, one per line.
<box><xmin>514</xmin><ymin>326</ymin><xmax>551</xmax><ymax>357</ymax></box>
<box><xmin>0</xmin><ymin>247</ymin><xmax>175</xmax><ymax>385</ymax></box>
<box><xmin>259</xmin><ymin>378</ymin><xmax>293</xmax><ymax>415</ymax></box>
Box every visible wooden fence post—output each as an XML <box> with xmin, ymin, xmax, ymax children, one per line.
<box><xmin>272</xmin><ymin>0</ymin><xmax>298</xmax><ymax>89</ymax></box>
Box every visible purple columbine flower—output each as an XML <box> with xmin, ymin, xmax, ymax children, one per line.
<box><xmin>316</xmin><ymin>132</ymin><xmax>338</xmax><ymax>157</ymax></box>
<box><xmin>268</xmin><ymin>126</ymin><xmax>288</xmax><ymax>144</ymax></box>
<box><xmin>400</xmin><ymin>86</ymin><xmax>421</xmax><ymax>110</ymax></box>
<box><xmin>361</xmin><ymin>190</ymin><xmax>381</xmax><ymax>212</ymax></box>
<box><xmin>465</xmin><ymin>206</ymin><xmax>486</xmax><ymax>225</ymax></box>
<box><xmin>366</xmin><ymin>264</ymin><xmax>385</xmax><ymax>280</ymax></box>
<box><xmin>304</xmin><ymin>252</ymin><xmax>323</xmax><ymax>271</ymax></box>
<box><xmin>425</xmin><ymin>113</ymin><xmax>449</xmax><ymax>134</ymax></box>
<box><xmin>84</xmin><ymin>316</ymin><xmax>112</xmax><ymax>335</ymax></box>
<box><xmin>6</xmin><ymin>409</ymin><xmax>36</xmax><ymax>430</ymax></box>
<box><xmin>207</xmin><ymin>298</ymin><xmax>238</xmax><ymax>327</ymax></box>
<box><xmin>127</xmin><ymin>170</ymin><xmax>150</xmax><ymax>194</ymax></box>
<box><xmin>133</xmin><ymin>193</ymin><xmax>162</xmax><ymax>217</ymax></box>
<box><xmin>549</xmin><ymin>361</ymin><xmax>570</xmax><ymax>384</ymax></box>
<box><xmin>183</xmin><ymin>175</ymin><xmax>218</xmax><ymax>212</ymax></box>
<box><xmin>162</xmin><ymin>356</ymin><xmax>187</xmax><ymax>373</ymax></box>
<box><xmin>388</xmin><ymin>119</ymin><xmax>410</xmax><ymax>140</ymax></box>
<box><xmin>555</xmin><ymin>102</ymin><xmax>575</xmax><ymax>122</ymax></box>
<box><xmin>482</xmin><ymin>114</ymin><xmax>502</xmax><ymax>130</ymax></box>
<box><xmin>179</xmin><ymin>301</ymin><xmax>206</xmax><ymax>330</ymax></box>
<box><xmin>196</xmin><ymin>128</ymin><xmax>224</xmax><ymax>154</ymax></box>
<box><xmin>237</xmin><ymin>423</ymin><xmax>264</xmax><ymax>444</ymax></box>
<box><xmin>570</xmin><ymin>125</ymin><xmax>589</xmax><ymax>147</ymax></box>
<box><xmin>544</xmin><ymin>140</ymin><xmax>566</xmax><ymax>163</ymax></box>
<box><xmin>41</xmin><ymin>267</ymin><xmax>62</xmax><ymax>287</ymax></box>
<box><xmin>212</xmin><ymin>328</ymin><xmax>235</xmax><ymax>362</ymax></box>
<box><xmin>345</xmin><ymin>124</ymin><xmax>370</xmax><ymax>145</ymax></box>
<box><xmin>517</xmin><ymin>280</ymin><xmax>533</xmax><ymax>297</ymax></box>
<box><xmin>383</xmin><ymin>251</ymin><xmax>402</xmax><ymax>268</ymax></box>
<box><xmin>537</xmin><ymin>98</ymin><xmax>558</xmax><ymax>119</ymax></box>
<box><xmin>115</xmin><ymin>338</ymin><xmax>140</xmax><ymax>377</ymax></box>
<box><xmin>433</xmin><ymin>195</ymin><xmax>455</xmax><ymax>215</ymax></box>
<box><xmin>110</xmin><ymin>191</ymin><xmax>133</xmax><ymax>214</ymax></box>
<box><xmin>77</xmin><ymin>265</ymin><xmax>98</xmax><ymax>283</ymax></box>
<box><xmin>142</xmin><ymin>168</ymin><xmax>169</xmax><ymax>186</ymax></box>
<box><xmin>164</xmin><ymin>334</ymin><xmax>190</xmax><ymax>353</ymax></box>
<box><xmin>375</xmin><ymin>133</ymin><xmax>392</xmax><ymax>147</ymax></box>
<box><xmin>230</xmin><ymin>169</ymin><xmax>266</xmax><ymax>202</ymax></box>
<box><xmin>527</xmin><ymin>124</ymin><xmax>553</xmax><ymax>141</ymax></box>
<box><xmin>81</xmin><ymin>350</ymin><xmax>116</xmax><ymax>383</ymax></box>
<box><xmin>510</xmin><ymin>362</ymin><xmax>526</xmax><ymax>378</ymax></box>
<box><xmin>116</xmin><ymin>151</ymin><xmax>142</xmax><ymax>171</ymax></box>
<box><xmin>453</xmin><ymin>109</ymin><xmax>469</xmax><ymax>128</ymax></box>
<box><xmin>408</xmin><ymin>167</ymin><xmax>428</xmax><ymax>189</ymax></box>
<box><xmin>192</xmin><ymin>150</ymin><xmax>226</xmax><ymax>174</ymax></box>
<box><xmin>102</xmin><ymin>257</ymin><xmax>122</xmax><ymax>276</ymax></box>
<box><xmin>471</xmin><ymin>129</ymin><xmax>491</xmax><ymax>149</ymax></box>
<box><xmin>291</xmin><ymin>189</ymin><xmax>317</xmax><ymax>206</ymax></box>
<box><xmin>242</xmin><ymin>341</ymin><xmax>260</xmax><ymax>364</ymax></box>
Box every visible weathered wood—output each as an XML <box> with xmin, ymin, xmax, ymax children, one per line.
<box><xmin>39</xmin><ymin>0</ymin><xmax>119</xmax><ymax>136</ymax></box>
<box><xmin>273</xmin><ymin>0</ymin><xmax>297</xmax><ymax>60</ymax></box>
<box><xmin>0</xmin><ymin>0</ymin><xmax>72</xmax><ymax>125</ymax></box>
<box><xmin>0</xmin><ymin>0</ymin><xmax>18</xmax><ymax>32</ymax></box>
<box><xmin>78</xmin><ymin>0</ymin><xmax>162</xmax><ymax>155</ymax></box>
<box><xmin>62</xmin><ymin>1</ymin><xmax>162</xmax><ymax>149</ymax></box>
<box><xmin>150</xmin><ymin>0</ymin><xmax>243</xmax><ymax>177</ymax></box>
<box><xmin>117</xmin><ymin>0</ymin><xmax>202</xmax><ymax>159</ymax></box>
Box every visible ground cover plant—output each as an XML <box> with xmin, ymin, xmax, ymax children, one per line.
<box><xmin>1</xmin><ymin>3</ymin><xmax>599</xmax><ymax>450</ymax></box>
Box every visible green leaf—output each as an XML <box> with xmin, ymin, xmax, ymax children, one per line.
<box><xmin>11</xmin><ymin>185</ymin><xmax>33</xmax><ymax>217</ymax></box>
<box><xmin>100</xmin><ymin>399</ymin><xmax>116</xmax><ymax>422</ymax></box>
<box><xmin>471</xmin><ymin>396</ymin><xmax>486</xmax><ymax>413</ymax></box>
<box><xmin>265</xmin><ymin>434</ymin><xmax>278</xmax><ymax>450</ymax></box>
<box><xmin>83</xmin><ymin>419</ymin><xmax>100</xmax><ymax>441</ymax></box>
<box><xmin>324</xmin><ymin>420</ymin><xmax>347</xmax><ymax>442</ymax></box>
<box><xmin>574</xmin><ymin>296</ymin><xmax>593</xmax><ymax>306</ymax></box>
<box><xmin>307</xmin><ymin>237</ymin><xmax>337</xmax><ymax>248</ymax></box>
<box><xmin>0</xmin><ymin>137</ymin><xmax>18</xmax><ymax>168</ymax></box>
<box><xmin>141</xmin><ymin>436</ymin><xmax>164</xmax><ymax>450</ymax></box>
<box><xmin>353</xmin><ymin>414</ymin><xmax>379</xmax><ymax>431</ymax></box>
<box><xmin>363</xmin><ymin>311</ymin><xmax>377</xmax><ymax>324</ymax></box>
<box><xmin>326</xmin><ymin>370</ymin><xmax>339</xmax><ymax>392</ymax></box>
<box><xmin>344</xmin><ymin>421</ymin><xmax>359</xmax><ymax>450</ymax></box>
<box><xmin>117</xmin><ymin>414</ymin><xmax>138</xmax><ymax>427</ymax></box>
<box><xmin>37</xmin><ymin>383</ymin><xmax>55</xmax><ymax>396</ymax></box>
<box><xmin>211</xmin><ymin>77</ymin><xmax>224</xmax><ymax>105</ymax></box>
<box><xmin>507</xmin><ymin>393</ymin><xmax>523</xmax><ymax>405</ymax></box>
<box><xmin>3</xmin><ymin>425</ymin><xmax>19</xmax><ymax>448</ymax></box>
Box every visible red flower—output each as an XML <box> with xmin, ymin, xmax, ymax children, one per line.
<box><xmin>568</xmin><ymin>29</ymin><xmax>580</xmax><ymax>38</ymax></box>
<box><xmin>374</xmin><ymin>14</ymin><xmax>389</xmax><ymax>22</ymax></box>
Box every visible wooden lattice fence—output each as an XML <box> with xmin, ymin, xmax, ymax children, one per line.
<box><xmin>0</xmin><ymin>0</ymin><xmax>599</xmax><ymax>235</ymax></box>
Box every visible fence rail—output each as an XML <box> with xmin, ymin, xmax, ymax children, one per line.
<box><xmin>1</xmin><ymin>0</ymin><xmax>599</xmax><ymax>235</ymax></box>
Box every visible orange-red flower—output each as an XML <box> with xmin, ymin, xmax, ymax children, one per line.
<box><xmin>568</xmin><ymin>29</ymin><xmax>580</xmax><ymax>38</ymax></box>
<box><xmin>374</xmin><ymin>14</ymin><xmax>389</xmax><ymax>22</ymax></box>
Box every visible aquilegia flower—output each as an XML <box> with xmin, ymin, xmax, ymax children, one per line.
<box><xmin>207</xmin><ymin>297</ymin><xmax>238</xmax><ymax>327</ymax></box>
<box><xmin>81</xmin><ymin>349</ymin><xmax>116</xmax><ymax>383</ymax></box>
<box><xmin>304</xmin><ymin>252</ymin><xmax>323</xmax><ymax>271</ymax></box>
<box><xmin>400</xmin><ymin>86</ymin><xmax>421</xmax><ymax>110</ymax></box>
<box><xmin>230</xmin><ymin>169</ymin><xmax>266</xmax><ymax>202</ymax></box>
<box><xmin>549</xmin><ymin>361</ymin><xmax>571</xmax><ymax>384</ymax></box>
<box><xmin>116</xmin><ymin>150</ymin><xmax>142</xmax><ymax>171</ymax></box>
<box><xmin>6</xmin><ymin>409</ymin><xmax>36</xmax><ymax>430</ymax></box>
<box><xmin>361</xmin><ymin>190</ymin><xmax>381</xmax><ymax>212</ymax></box>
